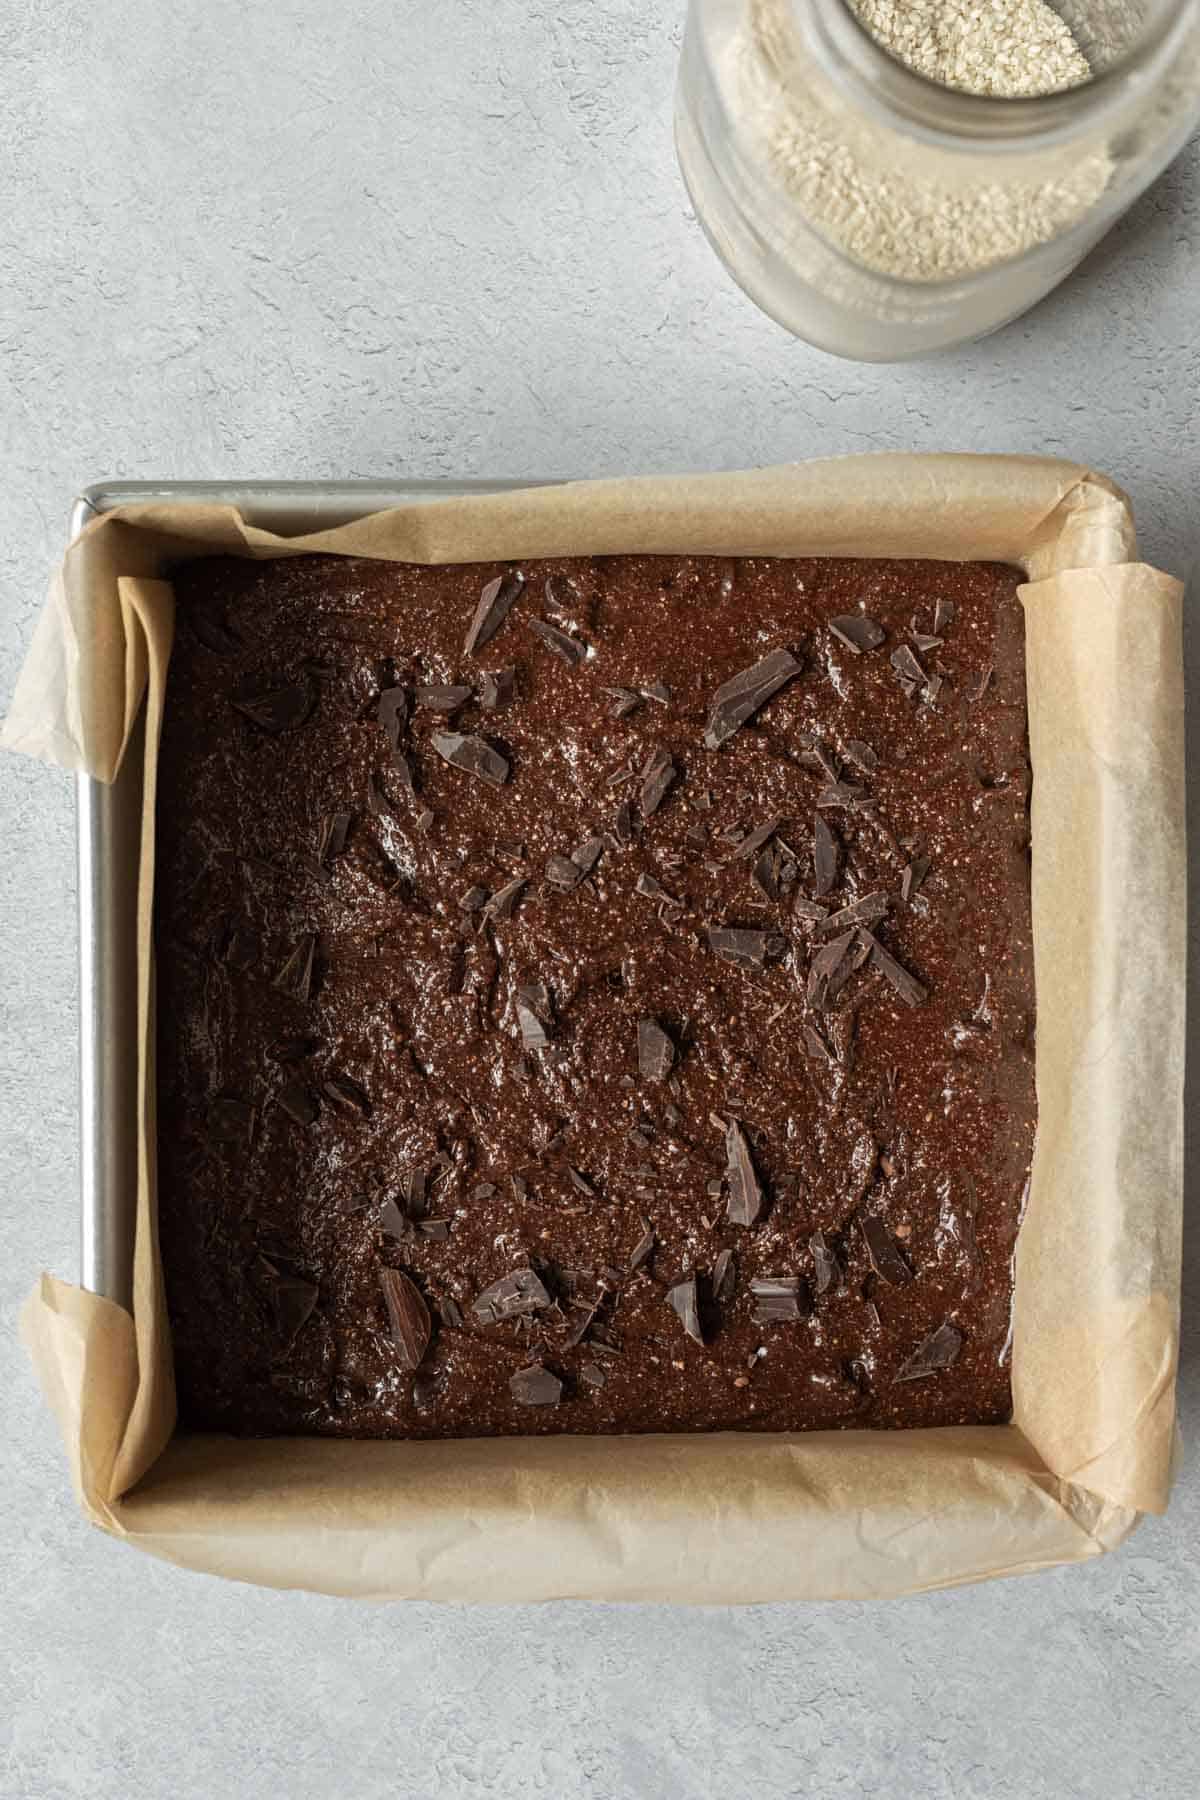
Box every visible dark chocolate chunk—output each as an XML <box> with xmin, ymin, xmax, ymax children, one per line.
<box><xmin>668</xmin><ymin>1274</ymin><xmax>704</xmax><ymax>1344</ymax></box>
<box><xmin>817</xmin><ymin>780</ymin><xmax>868</xmax><ymax>808</ymax></box>
<box><xmin>611</xmin><ymin>801</ymin><xmax>635</xmax><ymax>847</ymax></box>
<box><xmin>706</xmin><ymin>927</ymin><xmax>783</xmax><ymax>970</ymax></box>
<box><xmin>480</xmin><ymin>667</ymin><xmax>516</xmax><ymax>711</ymax></box>
<box><xmin>924</xmin><ymin>673</ymin><xmax>944</xmax><ymax>707</ymax></box>
<box><xmin>644</xmin><ymin>681</ymin><xmax>672</xmax><ymax>704</ymax></box>
<box><xmin>806</xmin><ymin>929</ymin><xmax>856</xmax><ymax>1010</ymax></box>
<box><xmin>703</xmin><ymin>648</ymin><xmax>801</xmax><ymax>749</ymax></box>
<box><xmin>415</xmin><ymin>684</ymin><xmax>472</xmax><ymax>713</ymax></box>
<box><xmin>544</xmin><ymin>573</ymin><xmax>581</xmax><ymax>613</ymax></box>
<box><xmin>471</xmin><ymin>1182</ymin><xmax>497</xmax><ymax>1200</ymax></box>
<box><xmin>603</xmin><ymin>686</ymin><xmax>643</xmax><ymax>720</ymax></box>
<box><xmin>732</xmin><ymin>815</ymin><xmax>784</xmax><ymax>861</ymax></box>
<box><xmin>580</xmin><ymin>1361</ymin><xmax>607</xmax><ymax>1388</ymax></box>
<box><xmin>862</xmin><ymin>932</ymin><xmax>929</xmax><ymax>1007</ymax></box>
<box><xmin>933</xmin><ymin>598</ymin><xmax>956</xmax><ymax>635</ymax></box>
<box><xmin>751</xmin><ymin>846</ymin><xmax>780</xmax><ymax>903</ymax></box>
<box><xmin>637</xmin><ymin>1018</ymin><xmax>676</xmax><ymax>1083</ymax></box>
<box><xmin>317</xmin><ymin>811</ymin><xmax>352</xmax><ymax>866</ymax></box>
<box><xmin>545</xmin><ymin>854</ymin><xmax>585</xmax><ymax>891</ymax></box>
<box><xmin>809</xmin><ymin>1231</ymin><xmax>842</xmax><ymax>1296</ymax></box>
<box><xmin>529</xmin><ymin>617</ymin><xmax>586</xmax><ymax>665</ymax></box>
<box><xmin>628</xmin><ymin>1215</ymin><xmax>655</xmax><ymax>1273</ymax></box>
<box><xmin>571</xmin><ymin>836</ymin><xmax>605</xmax><ymax>876</ymax></box>
<box><xmin>417</xmin><ymin>1219</ymin><xmax>452</xmax><ymax>1240</ymax></box>
<box><xmin>459</xmin><ymin>884</ymin><xmax>490</xmax><ymax>912</ymax></box>
<box><xmin>472</xmin><ymin>1267</ymin><xmax>552</xmax><ymax>1325</ymax></box>
<box><xmin>568</xmin><ymin>1167</ymin><xmax>597</xmax><ymax>1198</ymax></box>
<box><xmin>378</xmin><ymin>1267</ymin><xmax>432</xmax><ymax>1371</ymax></box>
<box><xmin>829</xmin><ymin>614</ymin><xmax>885</xmax><ymax>653</ymax></box>
<box><xmin>750</xmin><ymin>1276</ymin><xmax>806</xmax><ymax>1323</ymax></box>
<box><xmin>465</xmin><ymin>570</ymin><xmax>525</xmax><ymax>656</ymax></box>
<box><xmin>432</xmin><ymin>732</ymin><xmax>509</xmax><ymax>788</ymax></box>
<box><xmin>208</xmin><ymin>1095</ymin><xmax>255</xmax><ymax>1141</ymax></box>
<box><xmin>378</xmin><ymin>1198</ymin><xmax>409</xmax><ymax>1240</ymax></box>
<box><xmin>844</xmin><ymin>739</ymin><xmax>878</xmax><ymax>773</ymax></box>
<box><xmin>232</xmin><ymin>678</ymin><xmax>314</xmax><ymax>735</ymax></box>
<box><xmin>510</xmin><ymin>1363</ymin><xmax>563</xmax><ymax>1406</ymax></box>
<box><xmin>484</xmin><ymin>877</ymin><xmax>526</xmax><ymax>923</ymax></box>
<box><xmin>816</xmin><ymin>891</ymin><xmax>888</xmax><ymax>935</ymax></box>
<box><xmin>639</xmin><ymin>747</ymin><xmax>678</xmax><ymax>819</ymax></box>
<box><xmin>900</xmin><ymin>858</ymin><xmax>931</xmax><ymax>904</ymax></box>
<box><xmin>276</xmin><ymin>1081</ymin><xmax>318</xmax><ymax>1127</ymax></box>
<box><xmin>890</xmin><ymin>645</ymin><xmax>927</xmax><ymax>687</ymax></box>
<box><xmin>440</xmin><ymin>1295</ymin><xmax>465</xmax><ymax>1329</ymax></box>
<box><xmin>725</xmin><ymin>1120</ymin><xmax>765</xmax><ymax>1227</ymax></box>
<box><xmin>857</xmin><ymin>1212</ymin><xmax>914</xmax><ymax>1286</ymax></box>
<box><xmin>793</xmin><ymin>895</ymin><xmax>828</xmax><ymax>923</ymax></box>
<box><xmin>377</xmin><ymin>685</ymin><xmax>408</xmax><ymax>749</ymax></box>
<box><xmin>896</xmin><ymin>1321</ymin><xmax>963</xmax><ymax>1381</ymax></box>
<box><xmin>913</xmin><ymin>632</ymin><xmax>943</xmax><ymax>654</ymax></box>
<box><xmin>273</xmin><ymin>934</ymin><xmax>317</xmax><ymax>1003</ymax></box>
<box><xmin>322</xmin><ymin>1072</ymin><xmax>371</xmax><ymax>1116</ymax></box>
<box><xmin>802</xmin><ymin>1022</ymin><xmax>833</xmax><ymax>1063</ymax></box>
<box><xmin>712</xmin><ymin>1247</ymin><xmax>736</xmax><ymax>1302</ymax></box>
<box><xmin>813</xmin><ymin>815</ymin><xmax>839</xmax><ymax>897</ymax></box>
<box><xmin>188</xmin><ymin>603</ymin><xmax>240</xmax><ymax>656</ymax></box>
<box><xmin>515</xmin><ymin>985</ymin><xmax>553</xmax><ymax>1049</ymax></box>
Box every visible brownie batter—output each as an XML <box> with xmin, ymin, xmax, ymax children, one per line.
<box><xmin>155</xmin><ymin>551</ymin><xmax>1035</xmax><ymax>1439</ymax></box>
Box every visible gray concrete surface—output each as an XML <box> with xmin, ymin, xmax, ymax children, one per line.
<box><xmin>1</xmin><ymin>3</ymin><xmax>1198</xmax><ymax>1797</ymax></box>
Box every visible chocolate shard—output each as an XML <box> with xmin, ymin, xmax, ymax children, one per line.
<box><xmin>232</xmin><ymin>678</ymin><xmax>314</xmax><ymax>734</ymax></box>
<box><xmin>484</xmin><ymin>876</ymin><xmax>526</xmax><ymax>923</ymax></box>
<box><xmin>668</xmin><ymin>1274</ymin><xmax>704</xmax><ymax>1344</ymax></box>
<box><xmin>802</xmin><ymin>1021</ymin><xmax>833</xmax><ymax>1063</ymax></box>
<box><xmin>732</xmin><ymin>815</ymin><xmax>784</xmax><ymax>862</ymax></box>
<box><xmin>890</xmin><ymin>644</ymin><xmax>927</xmax><ymax>687</ymax></box>
<box><xmin>189</xmin><ymin>603</ymin><xmax>241</xmax><ymax>656</ymax></box>
<box><xmin>603</xmin><ymin>686</ymin><xmax>643</xmax><ymax>720</ymax></box>
<box><xmin>816</xmin><ymin>891</ymin><xmax>888</xmax><ymax>935</ymax></box>
<box><xmin>637</xmin><ymin>1018</ymin><xmax>676</xmax><ymax>1083</ymax></box>
<box><xmin>806</xmin><ymin>928</ymin><xmax>856</xmax><ymax>1010</ymax></box>
<box><xmin>378</xmin><ymin>1198</ymin><xmax>409</xmax><ymax>1240</ymax></box>
<box><xmin>378</xmin><ymin>1267</ymin><xmax>432</xmax><ymax>1371</ymax></box>
<box><xmin>270</xmin><ymin>1272</ymin><xmax>319</xmax><ymax>1344</ymax></box>
<box><xmin>725</xmin><ymin>1120</ymin><xmax>765</xmax><ymax>1227</ymax></box>
<box><xmin>432</xmin><ymin>731</ymin><xmax>509</xmax><ymax>788</ymax></box>
<box><xmin>628</xmin><ymin>1215</ymin><xmax>656</xmax><ymax>1274</ymax></box>
<box><xmin>266</xmin><ymin>1035</ymin><xmax>318</xmax><ymax>1064</ymax></box>
<box><xmin>793</xmin><ymin>895</ymin><xmax>828</xmax><ymax>923</ymax></box>
<box><xmin>809</xmin><ymin>1231</ymin><xmax>842</xmax><ymax>1296</ymax></box>
<box><xmin>611</xmin><ymin>800</ymin><xmax>635</xmax><ymax>848</ymax></box>
<box><xmin>923</xmin><ymin>673</ymin><xmax>944</xmax><ymax>707</ymax></box>
<box><xmin>829</xmin><ymin>614</ymin><xmax>885</xmax><ymax>653</ymax></box>
<box><xmin>858</xmin><ymin>1212</ymin><xmax>914</xmax><ymax>1286</ymax></box>
<box><xmin>900</xmin><ymin>857</ymin><xmax>931</xmax><ymax>905</ymax></box>
<box><xmin>417</xmin><ymin>1219</ymin><xmax>452</xmax><ymax>1240</ymax></box>
<box><xmin>580</xmin><ymin>1361</ymin><xmax>607</xmax><ymax>1388</ymax></box>
<box><xmin>571</xmin><ymin>836</ymin><xmax>605</xmax><ymax>876</ymax></box>
<box><xmin>813</xmin><ymin>815</ymin><xmax>840</xmax><ymax>897</ymax></box>
<box><xmin>510</xmin><ymin>1363</ymin><xmax>563</xmax><ymax>1406</ymax></box>
<box><xmin>459</xmin><ymin>884</ymin><xmax>490</xmax><ymax>912</ymax></box>
<box><xmin>276</xmin><ymin>1081</ymin><xmax>318</xmax><ymax>1127</ymax></box>
<box><xmin>896</xmin><ymin>1321</ymin><xmax>963</xmax><ymax>1382</ymax></box>
<box><xmin>913</xmin><ymin>632</ymin><xmax>943</xmax><ymax>654</ymax></box>
<box><xmin>514</xmin><ymin>985</ymin><xmax>553</xmax><ymax>1049</ymax></box>
<box><xmin>317</xmin><ymin>810</ymin><xmax>352</xmax><ymax>866</ymax></box>
<box><xmin>472</xmin><ymin>1267</ymin><xmax>553</xmax><ymax>1325</ymax></box>
<box><xmin>861</xmin><ymin>931</ymin><xmax>929</xmax><ymax>1007</ymax></box>
<box><xmin>274</xmin><ymin>934</ymin><xmax>317</xmax><ymax>1003</ymax></box>
<box><xmin>322</xmin><ymin>1072</ymin><xmax>371</xmax><ymax>1116</ymax></box>
<box><xmin>464</xmin><ymin>570</ymin><xmax>525</xmax><ymax>656</ymax></box>
<box><xmin>545</xmin><ymin>853</ymin><xmax>585</xmax><ymax>891</ymax></box>
<box><xmin>751</xmin><ymin>846</ymin><xmax>780</xmax><ymax>902</ymax></box>
<box><xmin>750</xmin><ymin>1276</ymin><xmax>806</xmax><ymax>1323</ymax></box>
<box><xmin>568</xmin><ymin>1166</ymin><xmax>597</xmax><ymax>1198</ymax></box>
<box><xmin>644</xmin><ymin>680</ymin><xmax>672</xmax><ymax>704</ymax></box>
<box><xmin>817</xmin><ymin>780</ymin><xmax>868</xmax><ymax>808</ymax></box>
<box><xmin>844</xmin><ymin>739</ymin><xmax>878</xmax><ymax>773</ymax></box>
<box><xmin>529</xmin><ymin>617</ymin><xmax>586</xmax><ymax>666</ymax></box>
<box><xmin>480</xmin><ymin>667</ymin><xmax>516</xmax><ymax>711</ymax></box>
<box><xmin>440</xmin><ymin>1295</ymin><xmax>465</xmax><ymax>1328</ymax></box>
<box><xmin>415</xmin><ymin>684</ymin><xmax>472</xmax><ymax>713</ymax></box>
<box><xmin>712</xmin><ymin>1247</ymin><xmax>736</xmax><ymax>1302</ymax></box>
<box><xmin>563</xmin><ymin>1297</ymin><xmax>601</xmax><ymax>1349</ymax></box>
<box><xmin>639</xmin><ymin>747</ymin><xmax>678</xmax><ymax>819</ymax></box>
<box><xmin>933</xmin><ymin>598</ymin><xmax>956</xmax><ymax>636</ymax></box>
<box><xmin>208</xmin><ymin>1095</ymin><xmax>256</xmax><ymax>1141</ymax></box>
<box><xmin>544</xmin><ymin>573</ymin><xmax>581</xmax><ymax>613</ymax></box>
<box><xmin>704</xmin><ymin>648</ymin><xmax>801</xmax><ymax>749</ymax></box>
<box><xmin>706</xmin><ymin>927</ymin><xmax>783</xmax><ymax>971</ymax></box>
<box><xmin>377</xmin><ymin>685</ymin><xmax>409</xmax><ymax>749</ymax></box>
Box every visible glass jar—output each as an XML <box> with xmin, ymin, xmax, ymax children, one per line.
<box><xmin>676</xmin><ymin>0</ymin><xmax>1200</xmax><ymax>359</ymax></box>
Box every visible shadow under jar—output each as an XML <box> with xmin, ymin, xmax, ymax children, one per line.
<box><xmin>675</xmin><ymin>0</ymin><xmax>1200</xmax><ymax>359</ymax></box>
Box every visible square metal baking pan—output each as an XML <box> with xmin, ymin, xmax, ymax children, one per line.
<box><xmin>75</xmin><ymin>479</ymin><xmax>547</xmax><ymax>1309</ymax></box>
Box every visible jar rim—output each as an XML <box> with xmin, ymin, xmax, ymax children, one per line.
<box><xmin>792</xmin><ymin>0</ymin><xmax>1198</xmax><ymax>150</ymax></box>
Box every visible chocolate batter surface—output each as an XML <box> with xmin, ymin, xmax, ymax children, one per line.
<box><xmin>156</xmin><ymin>551</ymin><xmax>1035</xmax><ymax>1438</ymax></box>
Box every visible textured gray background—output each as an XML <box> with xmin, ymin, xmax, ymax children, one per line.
<box><xmin>1</xmin><ymin>3</ymin><xmax>1198</xmax><ymax>1797</ymax></box>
